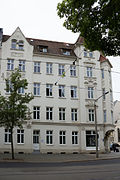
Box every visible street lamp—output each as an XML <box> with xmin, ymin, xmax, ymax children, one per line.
<box><xmin>94</xmin><ymin>91</ymin><xmax>109</xmax><ymax>158</ymax></box>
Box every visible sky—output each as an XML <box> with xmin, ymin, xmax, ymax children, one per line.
<box><xmin>1</xmin><ymin>0</ymin><xmax>120</xmax><ymax>101</ymax></box>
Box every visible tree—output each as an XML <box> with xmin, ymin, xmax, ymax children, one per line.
<box><xmin>0</xmin><ymin>69</ymin><xmax>33</xmax><ymax>159</ymax></box>
<box><xmin>57</xmin><ymin>0</ymin><xmax>120</xmax><ymax>56</ymax></box>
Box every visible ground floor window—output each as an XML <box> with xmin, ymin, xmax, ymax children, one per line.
<box><xmin>17</xmin><ymin>129</ymin><xmax>24</xmax><ymax>144</ymax></box>
<box><xmin>4</xmin><ymin>129</ymin><xmax>11</xmax><ymax>143</ymax></box>
<box><xmin>86</xmin><ymin>130</ymin><xmax>96</xmax><ymax>147</ymax></box>
<box><xmin>72</xmin><ymin>131</ymin><xmax>78</xmax><ymax>144</ymax></box>
<box><xmin>33</xmin><ymin>130</ymin><xmax>40</xmax><ymax>144</ymax></box>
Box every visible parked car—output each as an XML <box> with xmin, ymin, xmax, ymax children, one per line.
<box><xmin>110</xmin><ymin>143</ymin><xmax>120</xmax><ymax>152</ymax></box>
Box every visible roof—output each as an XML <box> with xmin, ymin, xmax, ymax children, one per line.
<box><xmin>99</xmin><ymin>55</ymin><xmax>113</xmax><ymax>68</ymax></box>
<box><xmin>2</xmin><ymin>35</ymin><xmax>76</xmax><ymax>57</ymax></box>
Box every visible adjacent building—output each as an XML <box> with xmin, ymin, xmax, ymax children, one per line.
<box><xmin>0</xmin><ymin>27</ymin><xmax>114</xmax><ymax>154</ymax></box>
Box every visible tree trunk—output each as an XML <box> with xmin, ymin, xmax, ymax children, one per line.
<box><xmin>10</xmin><ymin>128</ymin><xmax>15</xmax><ymax>160</ymax></box>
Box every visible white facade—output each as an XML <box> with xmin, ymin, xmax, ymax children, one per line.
<box><xmin>0</xmin><ymin>27</ymin><xmax>114</xmax><ymax>154</ymax></box>
<box><xmin>114</xmin><ymin>101</ymin><xmax>120</xmax><ymax>144</ymax></box>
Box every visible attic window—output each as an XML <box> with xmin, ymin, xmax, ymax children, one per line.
<box><xmin>62</xmin><ymin>49</ymin><xmax>71</xmax><ymax>56</ymax></box>
<box><xmin>39</xmin><ymin>46</ymin><xmax>48</xmax><ymax>53</ymax></box>
<box><xmin>11</xmin><ymin>39</ymin><xmax>17</xmax><ymax>49</ymax></box>
<box><xmin>18</xmin><ymin>40</ymin><xmax>24</xmax><ymax>50</ymax></box>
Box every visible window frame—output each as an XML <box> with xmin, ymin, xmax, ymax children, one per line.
<box><xmin>34</xmin><ymin>83</ymin><xmax>40</xmax><ymax>96</ymax></box>
<box><xmin>34</xmin><ymin>62</ymin><xmax>40</xmax><ymax>73</ymax></box>
<box><xmin>33</xmin><ymin>106</ymin><xmax>40</xmax><ymax>120</ymax></box>
<box><xmin>7</xmin><ymin>59</ymin><xmax>14</xmax><ymax>71</ymax></box>
<box><xmin>59</xmin><ymin>108</ymin><xmax>65</xmax><ymax>121</ymax></box>
<box><xmin>46</xmin><ymin>130</ymin><xmax>53</xmax><ymax>145</ymax></box>
<box><xmin>59</xmin><ymin>131</ymin><xmax>66</xmax><ymax>145</ymax></box>
<box><xmin>46</xmin><ymin>84</ymin><xmax>53</xmax><ymax>97</ymax></box>
<box><xmin>46</xmin><ymin>107</ymin><xmax>53</xmax><ymax>120</ymax></box>
<box><xmin>88</xmin><ymin>87</ymin><xmax>94</xmax><ymax>99</ymax></box>
<box><xmin>17</xmin><ymin>129</ymin><xmax>24</xmax><ymax>144</ymax></box>
<box><xmin>71</xmin><ymin>86</ymin><xmax>77</xmax><ymax>98</ymax></box>
<box><xmin>71</xmin><ymin>108</ymin><xmax>77</xmax><ymax>121</ymax></box>
<box><xmin>46</xmin><ymin>63</ymin><xmax>52</xmax><ymax>74</ymax></box>
<box><xmin>72</xmin><ymin>131</ymin><xmax>78</xmax><ymax>144</ymax></box>
<box><xmin>59</xmin><ymin>85</ymin><xmax>65</xmax><ymax>98</ymax></box>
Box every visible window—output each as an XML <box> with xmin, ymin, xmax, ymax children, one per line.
<box><xmin>62</xmin><ymin>49</ymin><xmax>71</xmax><ymax>55</ymax></box>
<box><xmin>102</xmin><ymin>88</ymin><xmax>106</xmax><ymax>100</ymax></box>
<box><xmin>87</xmin><ymin>67</ymin><xmax>92</xmax><ymax>77</ymax></box>
<box><xmin>6</xmin><ymin>80</ymin><xmax>13</xmax><ymax>93</ymax></box>
<box><xmin>59</xmin><ymin>108</ymin><xmax>65</xmax><ymax>120</ymax></box>
<box><xmin>33</xmin><ymin>106</ymin><xmax>40</xmax><ymax>120</ymax></box>
<box><xmin>4</xmin><ymin>129</ymin><xmax>11</xmax><ymax>143</ymax></box>
<box><xmin>18</xmin><ymin>87</ymin><xmax>24</xmax><ymax>94</ymax></box>
<box><xmin>34</xmin><ymin>62</ymin><xmax>40</xmax><ymax>73</ymax></box>
<box><xmin>11</xmin><ymin>39</ymin><xmax>17</xmax><ymax>49</ymax></box>
<box><xmin>89</xmin><ymin>52</ymin><xmax>93</xmax><ymax>58</ymax></box>
<box><xmin>70</xmin><ymin>65</ymin><xmax>76</xmax><ymax>76</ymax></box>
<box><xmin>88</xmin><ymin>109</ymin><xmax>94</xmax><ymax>121</ymax></box>
<box><xmin>59</xmin><ymin>131</ymin><xmax>66</xmax><ymax>144</ymax></box>
<box><xmin>46</xmin><ymin>107</ymin><xmax>53</xmax><ymax>120</ymax></box>
<box><xmin>117</xmin><ymin>128</ymin><xmax>120</xmax><ymax>142</ymax></box>
<box><xmin>59</xmin><ymin>85</ymin><xmax>65</xmax><ymax>97</ymax></box>
<box><xmin>101</xmin><ymin>69</ymin><xmax>104</xmax><ymax>79</ymax></box>
<box><xmin>58</xmin><ymin>64</ymin><xmax>65</xmax><ymax>76</ymax></box>
<box><xmin>46</xmin><ymin>130</ymin><xmax>53</xmax><ymax>144</ymax></box>
<box><xmin>17</xmin><ymin>129</ymin><xmax>24</xmax><ymax>144</ymax></box>
<box><xmin>110</xmin><ymin>90</ymin><xmax>113</xmax><ymax>102</ymax></box>
<box><xmin>7</xmin><ymin>59</ymin><xmax>14</xmax><ymax>70</ymax></box>
<box><xmin>86</xmin><ymin>130</ymin><xmax>96</xmax><ymax>147</ymax></box>
<box><xmin>39</xmin><ymin>46</ymin><xmax>48</xmax><ymax>53</ymax></box>
<box><xmin>34</xmin><ymin>83</ymin><xmax>40</xmax><ymax>96</ymax></box>
<box><xmin>103</xmin><ymin>110</ymin><xmax>106</xmax><ymax>122</ymax></box>
<box><xmin>46</xmin><ymin>84</ymin><xmax>53</xmax><ymax>97</ymax></box>
<box><xmin>33</xmin><ymin>130</ymin><xmax>40</xmax><ymax>144</ymax></box>
<box><xmin>71</xmin><ymin>86</ymin><xmax>77</xmax><ymax>98</ymax></box>
<box><xmin>18</xmin><ymin>40</ymin><xmax>24</xmax><ymax>50</ymax></box>
<box><xmin>84</xmin><ymin>49</ymin><xmax>87</xmax><ymax>57</ymax></box>
<box><xmin>46</xmin><ymin>63</ymin><xmax>52</xmax><ymax>74</ymax></box>
<box><xmin>71</xmin><ymin>109</ymin><xmax>77</xmax><ymax>121</ymax></box>
<box><xmin>72</xmin><ymin>131</ymin><xmax>78</xmax><ymax>144</ymax></box>
<box><xmin>88</xmin><ymin>87</ymin><xmax>93</xmax><ymax>99</ymax></box>
<box><xmin>111</xmin><ymin>111</ymin><xmax>113</xmax><ymax>124</ymax></box>
<box><xmin>19</xmin><ymin>60</ymin><xmax>25</xmax><ymax>71</ymax></box>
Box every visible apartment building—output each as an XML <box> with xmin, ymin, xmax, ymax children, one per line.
<box><xmin>0</xmin><ymin>27</ymin><xmax>114</xmax><ymax>154</ymax></box>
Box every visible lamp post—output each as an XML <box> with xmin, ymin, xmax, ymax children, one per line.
<box><xmin>94</xmin><ymin>91</ymin><xmax>109</xmax><ymax>158</ymax></box>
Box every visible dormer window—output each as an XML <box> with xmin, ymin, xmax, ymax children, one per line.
<box><xmin>11</xmin><ymin>39</ymin><xmax>17</xmax><ymax>49</ymax></box>
<box><xmin>18</xmin><ymin>40</ymin><xmax>24</xmax><ymax>50</ymax></box>
<box><xmin>62</xmin><ymin>49</ymin><xmax>71</xmax><ymax>56</ymax></box>
<box><xmin>39</xmin><ymin>46</ymin><xmax>48</xmax><ymax>53</ymax></box>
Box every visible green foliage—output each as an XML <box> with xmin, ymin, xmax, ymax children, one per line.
<box><xmin>0</xmin><ymin>68</ymin><xmax>33</xmax><ymax>129</ymax></box>
<box><xmin>57</xmin><ymin>0</ymin><xmax>120</xmax><ymax>56</ymax></box>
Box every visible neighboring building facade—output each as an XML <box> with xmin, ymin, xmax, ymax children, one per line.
<box><xmin>114</xmin><ymin>101</ymin><xmax>120</xmax><ymax>144</ymax></box>
<box><xmin>0</xmin><ymin>27</ymin><xmax>114</xmax><ymax>154</ymax></box>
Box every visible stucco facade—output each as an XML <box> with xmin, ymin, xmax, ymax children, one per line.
<box><xmin>0</xmin><ymin>27</ymin><xmax>114</xmax><ymax>154</ymax></box>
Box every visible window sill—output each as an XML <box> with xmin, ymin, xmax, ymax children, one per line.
<box><xmin>58</xmin><ymin>97</ymin><xmax>66</xmax><ymax>99</ymax></box>
<box><xmin>33</xmin><ymin>72</ymin><xmax>41</xmax><ymax>74</ymax></box>
<box><xmin>71</xmin><ymin>98</ymin><xmax>78</xmax><ymax>100</ymax></box>
<box><xmin>10</xmin><ymin>48</ymin><xmax>24</xmax><ymax>51</ymax></box>
<box><xmin>46</xmin><ymin>96</ymin><xmax>54</xmax><ymax>98</ymax></box>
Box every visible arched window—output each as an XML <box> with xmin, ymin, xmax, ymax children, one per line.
<box><xmin>11</xmin><ymin>39</ymin><xmax>17</xmax><ymax>49</ymax></box>
<box><xmin>18</xmin><ymin>40</ymin><xmax>24</xmax><ymax>50</ymax></box>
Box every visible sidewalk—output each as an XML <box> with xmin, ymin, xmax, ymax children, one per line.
<box><xmin>0</xmin><ymin>151</ymin><xmax>120</xmax><ymax>163</ymax></box>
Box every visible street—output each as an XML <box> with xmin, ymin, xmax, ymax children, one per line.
<box><xmin>0</xmin><ymin>159</ymin><xmax>120</xmax><ymax>180</ymax></box>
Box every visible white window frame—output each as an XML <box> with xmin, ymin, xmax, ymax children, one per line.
<box><xmin>71</xmin><ymin>108</ymin><xmax>77</xmax><ymax>121</ymax></box>
<box><xmin>103</xmin><ymin>110</ymin><xmax>106</xmax><ymax>122</ymax></box>
<box><xmin>46</xmin><ymin>130</ymin><xmax>53</xmax><ymax>145</ymax></box>
<box><xmin>46</xmin><ymin>63</ymin><xmax>52</xmax><ymax>74</ymax></box>
<box><xmin>89</xmin><ymin>52</ymin><xmax>93</xmax><ymax>58</ymax></box>
<box><xmin>17</xmin><ymin>129</ymin><xmax>24</xmax><ymax>144</ymax></box>
<box><xmin>33</xmin><ymin>130</ymin><xmax>40</xmax><ymax>144</ymax></box>
<box><xmin>70</xmin><ymin>65</ymin><xmax>76</xmax><ymax>76</ymax></box>
<box><xmin>46</xmin><ymin>84</ymin><xmax>53</xmax><ymax>97</ymax></box>
<box><xmin>88</xmin><ymin>87</ymin><xmax>94</xmax><ymax>99</ymax></box>
<box><xmin>34</xmin><ymin>83</ymin><xmax>40</xmax><ymax>96</ymax></box>
<box><xmin>34</xmin><ymin>62</ymin><xmax>40</xmax><ymax>73</ymax></box>
<box><xmin>88</xmin><ymin>109</ymin><xmax>94</xmax><ymax>122</ymax></box>
<box><xmin>7</xmin><ymin>59</ymin><xmax>14</xmax><ymax>71</ymax></box>
<box><xmin>4</xmin><ymin>129</ymin><xmax>11</xmax><ymax>144</ymax></box>
<box><xmin>11</xmin><ymin>39</ymin><xmax>17</xmax><ymax>49</ymax></box>
<box><xmin>86</xmin><ymin>130</ymin><xmax>96</xmax><ymax>147</ymax></box>
<box><xmin>19</xmin><ymin>60</ymin><xmax>25</xmax><ymax>72</ymax></box>
<box><xmin>18</xmin><ymin>87</ymin><xmax>24</xmax><ymax>94</ymax></box>
<box><xmin>18</xmin><ymin>40</ymin><xmax>24</xmax><ymax>50</ymax></box>
<box><xmin>59</xmin><ymin>85</ymin><xmax>65</xmax><ymax>97</ymax></box>
<box><xmin>58</xmin><ymin>64</ymin><xmax>65</xmax><ymax>75</ymax></box>
<box><xmin>46</xmin><ymin>107</ymin><xmax>53</xmax><ymax>120</ymax></box>
<box><xmin>72</xmin><ymin>131</ymin><xmax>78</xmax><ymax>144</ymax></box>
<box><xmin>71</xmin><ymin>86</ymin><xmax>77</xmax><ymax>98</ymax></box>
<box><xmin>33</xmin><ymin>106</ymin><xmax>40</xmax><ymax>120</ymax></box>
<box><xmin>87</xmin><ymin>67</ymin><xmax>92</xmax><ymax>77</ymax></box>
<box><xmin>101</xmin><ymin>69</ymin><xmax>104</xmax><ymax>79</ymax></box>
<box><xmin>59</xmin><ymin>131</ymin><xmax>66</xmax><ymax>145</ymax></box>
<box><xmin>59</xmin><ymin>108</ymin><xmax>65</xmax><ymax>121</ymax></box>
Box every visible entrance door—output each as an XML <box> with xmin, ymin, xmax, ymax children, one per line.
<box><xmin>33</xmin><ymin>130</ymin><xmax>40</xmax><ymax>151</ymax></box>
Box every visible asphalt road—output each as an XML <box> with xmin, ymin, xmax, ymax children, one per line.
<box><xmin>0</xmin><ymin>159</ymin><xmax>120</xmax><ymax>180</ymax></box>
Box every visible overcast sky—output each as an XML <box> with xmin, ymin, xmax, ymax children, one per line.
<box><xmin>1</xmin><ymin>0</ymin><xmax>120</xmax><ymax>101</ymax></box>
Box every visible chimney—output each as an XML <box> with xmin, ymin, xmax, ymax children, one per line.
<box><xmin>0</xmin><ymin>28</ymin><xmax>3</xmax><ymax>48</ymax></box>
